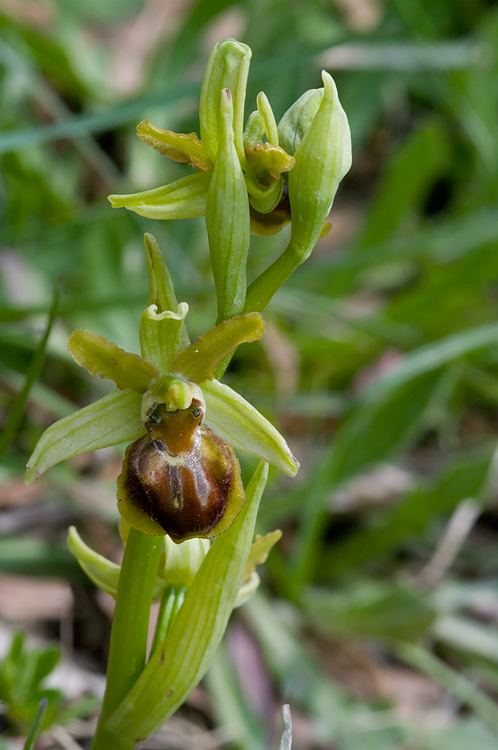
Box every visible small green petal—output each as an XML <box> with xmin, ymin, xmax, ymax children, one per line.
<box><xmin>137</xmin><ymin>121</ymin><xmax>213</xmax><ymax>171</ymax></box>
<box><xmin>161</xmin><ymin>536</ymin><xmax>210</xmax><ymax>587</ymax></box>
<box><xmin>139</xmin><ymin>302</ymin><xmax>189</xmax><ymax>373</ymax></box>
<box><xmin>256</xmin><ymin>91</ymin><xmax>279</xmax><ymax>145</ymax></box>
<box><xmin>68</xmin><ymin>329</ymin><xmax>158</xmax><ymax>393</ymax></box>
<box><xmin>202</xmin><ymin>380</ymin><xmax>299</xmax><ymax>476</ymax></box>
<box><xmin>108</xmin><ymin>171</ymin><xmax>211</xmax><ymax>220</ymax></box>
<box><xmin>68</xmin><ymin>526</ymin><xmax>165</xmax><ymax>600</ymax></box>
<box><xmin>172</xmin><ymin>312</ymin><xmax>265</xmax><ymax>384</ymax></box>
<box><xmin>199</xmin><ymin>38</ymin><xmax>251</xmax><ymax>167</ymax></box>
<box><xmin>278</xmin><ymin>88</ymin><xmax>323</xmax><ymax>156</ymax></box>
<box><xmin>25</xmin><ymin>389</ymin><xmax>144</xmax><ymax>485</ymax></box>
<box><xmin>234</xmin><ymin>571</ymin><xmax>260</xmax><ymax>608</ymax></box>
<box><xmin>100</xmin><ymin>461</ymin><xmax>268</xmax><ymax>745</ymax></box>
<box><xmin>206</xmin><ymin>89</ymin><xmax>250</xmax><ymax>321</ymax></box>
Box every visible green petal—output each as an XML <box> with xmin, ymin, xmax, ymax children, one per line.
<box><xmin>137</xmin><ymin>121</ymin><xmax>213</xmax><ymax>171</ymax></box>
<box><xmin>108</xmin><ymin>171</ymin><xmax>211</xmax><ymax>220</ymax></box>
<box><xmin>99</xmin><ymin>461</ymin><xmax>268</xmax><ymax>746</ymax></box>
<box><xmin>202</xmin><ymin>380</ymin><xmax>299</xmax><ymax>476</ymax></box>
<box><xmin>25</xmin><ymin>389</ymin><xmax>144</xmax><ymax>485</ymax></box>
<box><xmin>244</xmin><ymin>529</ymin><xmax>282</xmax><ymax>579</ymax></box>
<box><xmin>256</xmin><ymin>91</ymin><xmax>279</xmax><ymax>145</ymax></box>
<box><xmin>172</xmin><ymin>312</ymin><xmax>265</xmax><ymax>384</ymax></box>
<box><xmin>68</xmin><ymin>329</ymin><xmax>158</xmax><ymax>392</ymax></box>
<box><xmin>139</xmin><ymin>303</ymin><xmax>189</xmax><ymax>373</ymax></box>
<box><xmin>68</xmin><ymin>526</ymin><xmax>165</xmax><ymax>600</ymax></box>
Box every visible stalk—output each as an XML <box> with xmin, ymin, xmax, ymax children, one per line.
<box><xmin>90</xmin><ymin>528</ymin><xmax>163</xmax><ymax>750</ymax></box>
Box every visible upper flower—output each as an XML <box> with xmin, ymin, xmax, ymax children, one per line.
<box><xmin>25</xmin><ymin>233</ymin><xmax>298</xmax><ymax>541</ymax></box>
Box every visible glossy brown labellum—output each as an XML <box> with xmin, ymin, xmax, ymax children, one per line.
<box><xmin>117</xmin><ymin>399</ymin><xmax>245</xmax><ymax>542</ymax></box>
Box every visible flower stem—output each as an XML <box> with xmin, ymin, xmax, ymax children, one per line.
<box><xmin>150</xmin><ymin>584</ymin><xmax>186</xmax><ymax>656</ymax></box>
<box><xmin>243</xmin><ymin>239</ymin><xmax>306</xmax><ymax>314</ymax></box>
<box><xmin>91</xmin><ymin>528</ymin><xmax>163</xmax><ymax>748</ymax></box>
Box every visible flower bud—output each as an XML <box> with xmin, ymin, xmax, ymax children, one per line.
<box><xmin>286</xmin><ymin>71</ymin><xmax>352</xmax><ymax>260</ymax></box>
<box><xmin>277</xmin><ymin>88</ymin><xmax>323</xmax><ymax>156</ymax></box>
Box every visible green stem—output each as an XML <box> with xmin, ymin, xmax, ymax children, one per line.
<box><xmin>243</xmin><ymin>239</ymin><xmax>305</xmax><ymax>314</ymax></box>
<box><xmin>150</xmin><ymin>585</ymin><xmax>187</xmax><ymax>656</ymax></box>
<box><xmin>91</xmin><ymin>528</ymin><xmax>163</xmax><ymax>749</ymax></box>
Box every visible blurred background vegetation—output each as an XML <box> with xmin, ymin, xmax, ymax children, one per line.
<box><xmin>2</xmin><ymin>0</ymin><xmax>498</xmax><ymax>747</ymax></box>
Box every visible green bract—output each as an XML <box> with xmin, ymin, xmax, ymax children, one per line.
<box><xmin>25</xmin><ymin>233</ymin><xmax>298</xmax><ymax>501</ymax></box>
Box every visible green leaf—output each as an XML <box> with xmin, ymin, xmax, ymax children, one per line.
<box><xmin>172</xmin><ymin>312</ymin><xmax>265</xmax><ymax>383</ymax></box>
<box><xmin>304</xmin><ymin>581</ymin><xmax>436</xmax><ymax>642</ymax></box>
<box><xmin>25</xmin><ymin>389</ymin><xmax>144</xmax><ymax>485</ymax></box>
<box><xmin>22</xmin><ymin>698</ymin><xmax>47</xmax><ymax>750</ymax></box>
<box><xmin>202</xmin><ymin>379</ymin><xmax>299</xmax><ymax>476</ymax></box>
<box><xmin>67</xmin><ymin>329</ymin><xmax>159</xmax><ymax>392</ymax></box>
<box><xmin>98</xmin><ymin>462</ymin><xmax>269</xmax><ymax>749</ymax></box>
<box><xmin>0</xmin><ymin>280</ymin><xmax>60</xmax><ymax>462</ymax></box>
<box><xmin>108</xmin><ymin>171</ymin><xmax>211</xmax><ymax>220</ymax></box>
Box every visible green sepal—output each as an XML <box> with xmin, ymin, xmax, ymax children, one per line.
<box><xmin>139</xmin><ymin>302</ymin><xmax>189</xmax><ymax>373</ymax></box>
<box><xmin>172</xmin><ymin>312</ymin><xmax>265</xmax><ymax>384</ymax></box>
<box><xmin>136</xmin><ymin>121</ymin><xmax>213</xmax><ymax>171</ymax></box>
<box><xmin>288</xmin><ymin>71</ymin><xmax>351</xmax><ymax>259</ymax></box>
<box><xmin>108</xmin><ymin>171</ymin><xmax>211</xmax><ymax>220</ymax></box>
<box><xmin>202</xmin><ymin>379</ymin><xmax>299</xmax><ymax>476</ymax></box>
<box><xmin>199</xmin><ymin>38</ymin><xmax>251</xmax><ymax>167</ymax></box>
<box><xmin>68</xmin><ymin>329</ymin><xmax>158</xmax><ymax>392</ymax></box>
<box><xmin>205</xmin><ymin>89</ymin><xmax>250</xmax><ymax>321</ymax></box>
<box><xmin>277</xmin><ymin>88</ymin><xmax>323</xmax><ymax>156</ymax></box>
<box><xmin>98</xmin><ymin>461</ymin><xmax>269</xmax><ymax>748</ymax></box>
<box><xmin>67</xmin><ymin>526</ymin><xmax>165</xmax><ymax>601</ymax></box>
<box><xmin>25</xmin><ymin>389</ymin><xmax>144</xmax><ymax>485</ymax></box>
<box><xmin>144</xmin><ymin>233</ymin><xmax>189</xmax><ymax>350</ymax></box>
<box><xmin>257</xmin><ymin>91</ymin><xmax>279</xmax><ymax>145</ymax></box>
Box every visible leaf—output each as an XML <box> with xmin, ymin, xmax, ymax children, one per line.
<box><xmin>202</xmin><ymin>379</ymin><xmax>299</xmax><ymax>476</ymax></box>
<box><xmin>304</xmin><ymin>581</ymin><xmax>436</xmax><ymax>642</ymax></box>
<box><xmin>67</xmin><ymin>329</ymin><xmax>158</xmax><ymax>392</ymax></box>
<box><xmin>172</xmin><ymin>313</ymin><xmax>265</xmax><ymax>383</ymax></box>
<box><xmin>99</xmin><ymin>462</ymin><xmax>269</xmax><ymax>748</ymax></box>
<box><xmin>25</xmin><ymin>389</ymin><xmax>144</xmax><ymax>485</ymax></box>
<box><xmin>22</xmin><ymin>698</ymin><xmax>47</xmax><ymax>750</ymax></box>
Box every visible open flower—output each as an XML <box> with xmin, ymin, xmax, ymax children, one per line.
<box><xmin>25</xmin><ymin>233</ymin><xmax>298</xmax><ymax>542</ymax></box>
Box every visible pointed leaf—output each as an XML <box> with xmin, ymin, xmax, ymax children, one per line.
<box><xmin>139</xmin><ymin>302</ymin><xmax>189</xmax><ymax>373</ymax></box>
<box><xmin>99</xmin><ymin>462</ymin><xmax>269</xmax><ymax>748</ymax></box>
<box><xmin>25</xmin><ymin>389</ymin><xmax>144</xmax><ymax>485</ymax></box>
<box><xmin>137</xmin><ymin>121</ymin><xmax>213</xmax><ymax>171</ymax></box>
<box><xmin>202</xmin><ymin>380</ymin><xmax>299</xmax><ymax>476</ymax></box>
<box><xmin>172</xmin><ymin>312</ymin><xmax>265</xmax><ymax>383</ymax></box>
<box><xmin>68</xmin><ymin>329</ymin><xmax>158</xmax><ymax>392</ymax></box>
<box><xmin>108</xmin><ymin>171</ymin><xmax>211</xmax><ymax>220</ymax></box>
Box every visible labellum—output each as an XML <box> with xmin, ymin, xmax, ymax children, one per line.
<box><xmin>117</xmin><ymin>396</ymin><xmax>245</xmax><ymax>542</ymax></box>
